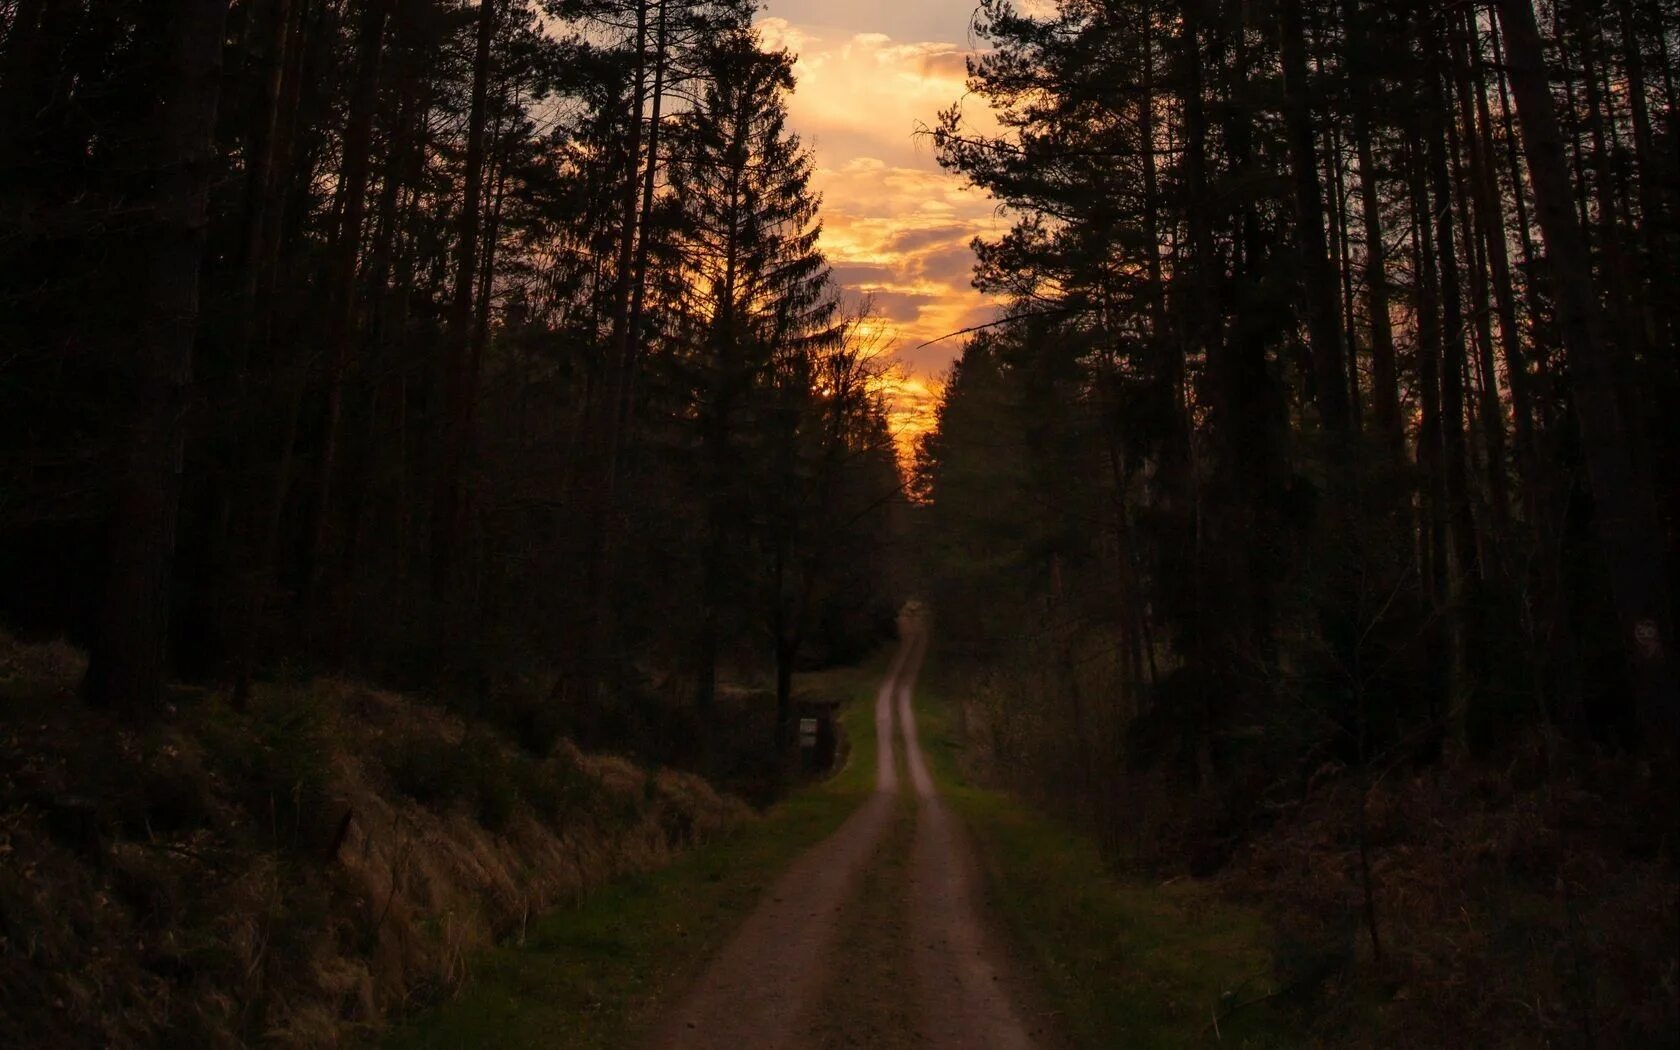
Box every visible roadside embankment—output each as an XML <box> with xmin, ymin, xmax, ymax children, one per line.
<box><xmin>0</xmin><ymin>630</ymin><xmax>747</xmax><ymax>1047</ymax></box>
<box><xmin>385</xmin><ymin>657</ymin><xmax>890</xmax><ymax>1049</ymax></box>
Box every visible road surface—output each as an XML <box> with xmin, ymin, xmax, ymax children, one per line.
<box><xmin>646</xmin><ymin>609</ymin><xmax>1049</xmax><ymax>1049</ymax></box>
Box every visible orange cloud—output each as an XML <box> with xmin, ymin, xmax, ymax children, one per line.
<box><xmin>757</xmin><ymin>18</ymin><xmax>1004</xmax><ymax>449</ymax></box>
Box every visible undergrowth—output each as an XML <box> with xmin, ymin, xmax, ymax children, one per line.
<box><xmin>0</xmin><ymin>630</ymin><xmax>747</xmax><ymax>1047</ymax></box>
<box><xmin>914</xmin><ymin>664</ymin><xmax>1295</xmax><ymax>1048</ymax></box>
<box><xmin>932</xmin><ymin>653</ymin><xmax>1679</xmax><ymax>1047</ymax></box>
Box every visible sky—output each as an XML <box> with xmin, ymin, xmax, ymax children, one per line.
<box><xmin>756</xmin><ymin>1</ymin><xmax>1005</xmax><ymax>451</ymax></box>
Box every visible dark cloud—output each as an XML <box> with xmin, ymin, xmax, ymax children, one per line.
<box><xmin>918</xmin><ymin>49</ymin><xmax>971</xmax><ymax>80</ymax></box>
<box><xmin>830</xmin><ymin>262</ymin><xmax>895</xmax><ymax>288</ymax></box>
<box><xmin>887</xmin><ymin>224</ymin><xmax>971</xmax><ymax>254</ymax></box>
<box><xmin>862</xmin><ymin>289</ymin><xmax>936</xmax><ymax>322</ymax></box>
<box><xmin>900</xmin><ymin>302</ymin><xmax>998</xmax><ymax>370</ymax></box>
<box><xmin>915</xmin><ymin>243</ymin><xmax>977</xmax><ymax>286</ymax></box>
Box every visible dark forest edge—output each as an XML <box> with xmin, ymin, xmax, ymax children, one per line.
<box><xmin>914</xmin><ymin>0</ymin><xmax>1678</xmax><ymax>1044</ymax></box>
<box><xmin>0</xmin><ymin>628</ymin><xmax>762</xmax><ymax>1044</ymax></box>
<box><xmin>1</xmin><ymin>0</ymin><xmax>906</xmax><ymax>732</ymax></box>
<box><xmin>3</xmin><ymin>0</ymin><xmax>905</xmax><ymax>1043</ymax></box>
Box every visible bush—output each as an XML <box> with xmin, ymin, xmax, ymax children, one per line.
<box><xmin>463</xmin><ymin>730</ymin><xmax>519</xmax><ymax>831</ymax></box>
<box><xmin>514</xmin><ymin>749</ymin><xmax>599</xmax><ymax>823</ymax></box>
<box><xmin>384</xmin><ymin>722</ymin><xmax>542</xmax><ymax>832</ymax></box>
<box><xmin>387</xmin><ymin>732</ymin><xmax>475</xmax><ymax>810</ymax></box>
<box><xmin>202</xmin><ymin>690</ymin><xmax>332</xmax><ymax>852</ymax></box>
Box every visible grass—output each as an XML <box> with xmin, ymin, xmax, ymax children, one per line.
<box><xmin>801</xmin><ymin>791</ymin><xmax>919</xmax><ymax>1046</ymax></box>
<box><xmin>912</xmin><ymin>662</ymin><xmax>1299</xmax><ymax>1049</ymax></box>
<box><xmin>382</xmin><ymin>656</ymin><xmax>889</xmax><ymax>1049</ymax></box>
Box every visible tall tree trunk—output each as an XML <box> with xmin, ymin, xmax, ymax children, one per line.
<box><xmin>1466</xmin><ymin>11</ymin><xmax>1543</xmax><ymax>497</ymax></box>
<box><xmin>1408</xmin><ymin>106</ymin><xmax>1450</xmax><ymax>747</ymax></box>
<box><xmin>1571</xmin><ymin>2</ymin><xmax>1645</xmax><ymax>380</ymax></box>
<box><xmin>1344</xmin><ymin>0</ymin><xmax>1403</xmax><ymax>466</ymax></box>
<box><xmin>207</xmin><ymin>0</ymin><xmax>293</xmax><ymax>668</ymax></box>
<box><xmin>602</xmin><ymin>0</ymin><xmax>650</xmax><ymax>479</ymax></box>
<box><xmin>1328</xmin><ymin>119</ymin><xmax>1363</xmax><ymax>433</ymax></box>
<box><xmin>309</xmin><ymin>0</ymin><xmax>393</xmax><ymax>616</ymax></box>
<box><xmin>566</xmin><ymin>0</ymin><xmax>650</xmax><ymax>703</ymax></box>
<box><xmin>434</xmin><ymin>0</ymin><xmax>497</xmax><ymax>599</ymax></box>
<box><xmin>1490</xmin><ymin>14</ymin><xmax>1542</xmax><ymax>293</ymax></box>
<box><xmin>1278</xmin><ymin>0</ymin><xmax>1351</xmax><ymax>439</ymax></box>
<box><xmin>1423</xmin><ymin>8</ymin><xmax>1482</xmax><ymax>753</ymax></box>
<box><xmin>1449</xmin><ymin>12</ymin><xmax>1512</xmax><ymax>536</ymax></box>
<box><xmin>229</xmin><ymin>0</ymin><xmax>296</xmax><ymax>385</ymax></box>
<box><xmin>1617</xmin><ymin>0</ymin><xmax>1670</xmax><ymax>354</ymax></box>
<box><xmin>1495</xmin><ymin>0</ymin><xmax>1679</xmax><ymax>734</ymax></box>
<box><xmin>472</xmin><ymin>127</ymin><xmax>510</xmax><ymax>400</ymax></box>
<box><xmin>621</xmin><ymin>0</ymin><xmax>670</xmax><ymax>438</ymax></box>
<box><xmin>84</xmin><ymin>0</ymin><xmax>231</xmax><ymax>717</ymax></box>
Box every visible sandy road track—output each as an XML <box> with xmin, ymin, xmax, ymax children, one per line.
<box><xmin>647</xmin><ymin>612</ymin><xmax>1042</xmax><ymax>1049</ymax></box>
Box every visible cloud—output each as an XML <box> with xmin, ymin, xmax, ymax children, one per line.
<box><xmin>864</xmin><ymin>290</ymin><xmax>938</xmax><ymax>323</ymax></box>
<box><xmin>756</xmin><ymin>16</ymin><xmax>814</xmax><ymax>55</ymax></box>
<box><xmin>757</xmin><ymin>15</ymin><xmax>1005</xmax><ymax>449</ymax></box>
<box><xmin>888</xmin><ymin>223</ymin><xmax>972</xmax><ymax>253</ymax></box>
<box><xmin>830</xmin><ymin>262</ymin><xmax>896</xmax><ymax>287</ymax></box>
<box><xmin>915</xmin><ymin>243</ymin><xmax>980</xmax><ymax>287</ymax></box>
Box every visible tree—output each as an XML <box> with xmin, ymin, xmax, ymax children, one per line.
<box><xmin>1494</xmin><ymin>0</ymin><xmax>1677</xmax><ymax>733</ymax></box>
<box><xmin>83</xmin><ymin>0</ymin><xmax>232</xmax><ymax>717</ymax></box>
<box><xmin>662</xmin><ymin>24</ymin><xmax>849</xmax><ymax>731</ymax></box>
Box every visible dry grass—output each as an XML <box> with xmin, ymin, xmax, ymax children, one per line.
<box><xmin>1229</xmin><ymin>743</ymin><xmax>1679</xmax><ymax>1046</ymax></box>
<box><xmin>935</xmin><ymin>651</ymin><xmax>1678</xmax><ymax>1046</ymax></box>
<box><xmin>0</xmin><ymin>630</ymin><xmax>749</xmax><ymax>1047</ymax></box>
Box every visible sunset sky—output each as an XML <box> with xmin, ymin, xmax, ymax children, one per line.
<box><xmin>757</xmin><ymin>1</ymin><xmax>1005</xmax><ymax>450</ymax></box>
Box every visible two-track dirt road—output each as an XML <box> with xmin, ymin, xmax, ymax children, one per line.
<box><xmin>647</xmin><ymin>609</ymin><xmax>1047</xmax><ymax>1049</ymax></box>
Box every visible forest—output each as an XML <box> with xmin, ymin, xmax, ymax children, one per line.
<box><xmin>2</xmin><ymin>0</ymin><xmax>1678</xmax><ymax>1045</ymax></box>
<box><xmin>0</xmin><ymin>0</ymin><xmax>903</xmax><ymax>728</ymax></box>
<box><xmin>918</xmin><ymin>0</ymin><xmax>1678</xmax><ymax>1041</ymax></box>
<box><xmin>1</xmin><ymin>0</ymin><xmax>905</xmax><ymax>1042</ymax></box>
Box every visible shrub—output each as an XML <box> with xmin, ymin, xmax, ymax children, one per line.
<box><xmin>386</xmin><ymin>732</ymin><xmax>475</xmax><ymax>810</ymax></box>
<box><xmin>202</xmin><ymin>690</ymin><xmax>332</xmax><ymax>852</ymax></box>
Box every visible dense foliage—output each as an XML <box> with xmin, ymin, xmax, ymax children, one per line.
<box><xmin>0</xmin><ymin>0</ymin><xmax>904</xmax><ymax>742</ymax></box>
<box><xmin>920</xmin><ymin>0</ymin><xmax>1677</xmax><ymax>1037</ymax></box>
<box><xmin>925</xmin><ymin>0</ymin><xmax>1677</xmax><ymax>787</ymax></box>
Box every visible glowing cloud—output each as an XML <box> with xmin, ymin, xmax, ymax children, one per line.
<box><xmin>757</xmin><ymin>16</ymin><xmax>1004</xmax><ymax>450</ymax></box>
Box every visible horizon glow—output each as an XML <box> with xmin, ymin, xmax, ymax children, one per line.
<box><xmin>757</xmin><ymin>1</ymin><xmax>1004</xmax><ymax>456</ymax></box>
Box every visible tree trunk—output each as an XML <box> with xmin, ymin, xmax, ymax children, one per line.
<box><xmin>309</xmin><ymin>0</ymin><xmax>393</xmax><ymax>616</ymax></box>
<box><xmin>433</xmin><ymin>0</ymin><xmax>496</xmax><ymax>598</ymax></box>
<box><xmin>1617</xmin><ymin>0</ymin><xmax>1670</xmax><ymax>354</ymax></box>
<box><xmin>1278</xmin><ymin>0</ymin><xmax>1351</xmax><ymax>439</ymax></box>
<box><xmin>1423</xmin><ymin>7</ymin><xmax>1481</xmax><ymax>753</ymax></box>
<box><xmin>1466</xmin><ymin>11</ymin><xmax>1543</xmax><ymax>499</ymax></box>
<box><xmin>1448</xmin><ymin>12</ymin><xmax>1512</xmax><ymax>536</ymax></box>
<box><xmin>1408</xmin><ymin>104</ymin><xmax>1450</xmax><ymax>747</ymax></box>
<box><xmin>1344</xmin><ymin>0</ymin><xmax>1403</xmax><ymax>466</ymax></box>
<box><xmin>1495</xmin><ymin>0</ymin><xmax>1679</xmax><ymax>734</ymax></box>
<box><xmin>84</xmin><ymin>0</ymin><xmax>231</xmax><ymax>717</ymax></box>
<box><xmin>621</xmin><ymin>0</ymin><xmax>670</xmax><ymax>438</ymax></box>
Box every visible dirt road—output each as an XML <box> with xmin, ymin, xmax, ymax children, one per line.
<box><xmin>647</xmin><ymin>612</ymin><xmax>1046</xmax><ymax>1049</ymax></box>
